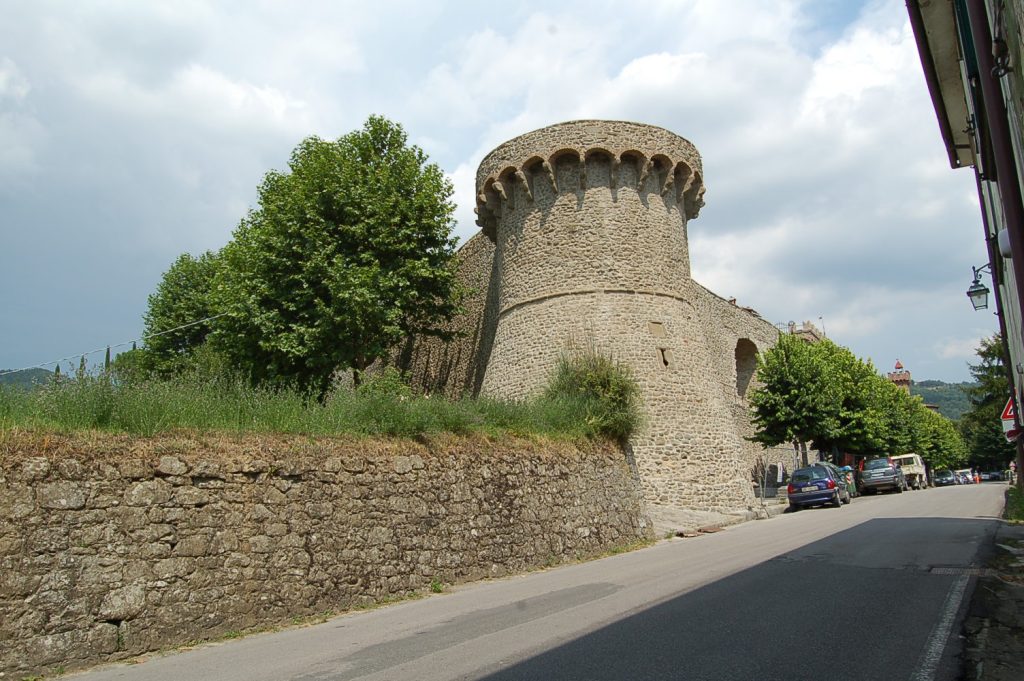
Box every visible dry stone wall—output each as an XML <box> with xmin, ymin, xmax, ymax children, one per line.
<box><xmin>0</xmin><ymin>433</ymin><xmax>650</xmax><ymax>678</ymax></box>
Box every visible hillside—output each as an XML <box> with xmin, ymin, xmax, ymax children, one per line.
<box><xmin>910</xmin><ymin>379</ymin><xmax>975</xmax><ymax>421</ymax></box>
<box><xmin>0</xmin><ymin>368</ymin><xmax>53</xmax><ymax>390</ymax></box>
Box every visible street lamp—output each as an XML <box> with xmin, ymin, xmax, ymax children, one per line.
<box><xmin>966</xmin><ymin>263</ymin><xmax>992</xmax><ymax>311</ymax></box>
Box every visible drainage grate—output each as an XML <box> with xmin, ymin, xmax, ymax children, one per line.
<box><xmin>929</xmin><ymin>566</ymin><xmax>991</xmax><ymax>576</ymax></box>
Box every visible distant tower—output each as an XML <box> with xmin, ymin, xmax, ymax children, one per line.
<box><xmin>887</xmin><ymin>360</ymin><xmax>912</xmax><ymax>394</ymax></box>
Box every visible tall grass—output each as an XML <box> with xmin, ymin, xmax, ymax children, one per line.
<box><xmin>0</xmin><ymin>373</ymin><xmax>607</xmax><ymax>440</ymax></box>
<box><xmin>1007</xmin><ymin>486</ymin><xmax>1024</xmax><ymax>522</ymax></box>
<box><xmin>0</xmin><ymin>353</ymin><xmax>641</xmax><ymax>441</ymax></box>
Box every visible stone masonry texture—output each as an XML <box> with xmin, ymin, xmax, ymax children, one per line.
<box><xmin>398</xmin><ymin>120</ymin><xmax>781</xmax><ymax>514</ymax></box>
<box><xmin>0</xmin><ymin>433</ymin><xmax>650</xmax><ymax>677</ymax></box>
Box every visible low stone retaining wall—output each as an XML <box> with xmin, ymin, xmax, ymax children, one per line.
<box><xmin>0</xmin><ymin>432</ymin><xmax>651</xmax><ymax>677</ymax></box>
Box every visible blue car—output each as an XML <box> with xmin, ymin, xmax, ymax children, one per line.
<box><xmin>787</xmin><ymin>464</ymin><xmax>850</xmax><ymax>510</ymax></box>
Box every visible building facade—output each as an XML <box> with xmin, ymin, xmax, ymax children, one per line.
<box><xmin>908</xmin><ymin>0</ymin><xmax>1024</xmax><ymax>481</ymax></box>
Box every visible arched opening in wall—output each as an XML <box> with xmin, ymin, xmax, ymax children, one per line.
<box><xmin>650</xmin><ymin>154</ymin><xmax>672</xmax><ymax>195</ymax></box>
<box><xmin>618</xmin><ymin>151</ymin><xmax>645</xmax><ymax>191</ymax></box>
<box><xmin>550</xmin><ymin>149</ymin><xmax>582</xmax><ymax>194</ymax></box>
<box><xmin>584</xmin><ymin>149</ymin><xmax>613</xmax><ymax>190</ymax></box>
<box><xmin>735</xmin><ymin>339</ymin><xmax>757</xmax><ymax>398</ymax></box>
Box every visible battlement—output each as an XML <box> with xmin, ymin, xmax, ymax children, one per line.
<box><xmin>474</xmin><ymin>120</ymin><xmax>706</xmax><ymax>241</ymax></box>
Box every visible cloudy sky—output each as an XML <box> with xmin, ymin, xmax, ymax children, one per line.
<box><xmin>0</xmin><ymin>0</ymin><xmax>996</xmax><ymax>382</ymax></box>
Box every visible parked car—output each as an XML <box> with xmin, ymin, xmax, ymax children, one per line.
<box><xmin>933</xmin><ymin>470</ymin><xmax>957</xmax><ymax>487</ymax></box>
<box><xmin>954</xmin><ymin>468</ymin><xmax>974</xmax><ymax>484</ymax></box>
<box><xmin>787</xmin><ymin>465</ymin><xmax>851</xmax><ymax>511</ymax></box>
<box><xmin>858</xmin><ymin>457</ymin><xmax>907</xmax><ymax>494</ymax></box>
<box><xmin>981</xmin><ymin>471</ymin><xmax>1004</xmax><ymax>481</ymax></box>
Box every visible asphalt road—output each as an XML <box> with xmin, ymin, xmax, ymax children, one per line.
<box><xmin>70</xmin><ymin>483</ymin><xmax>1007</xmax><ymax>681</ymax></box>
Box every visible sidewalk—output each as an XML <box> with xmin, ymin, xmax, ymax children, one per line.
<box><xmin>962</xmin><ymin>520</ymin><xmax>1024</xmax><ymax>681</ymax></box>
<box><xmin>647</xmin><ymin>496</ymin><xmax>789</xmax><ymax>538</ymax></box>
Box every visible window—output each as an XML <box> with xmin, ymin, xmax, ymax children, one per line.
<box><xmin>735</xmin><ymin>339</ymin><xmax>757</xmax><ymax>397</ymax></box>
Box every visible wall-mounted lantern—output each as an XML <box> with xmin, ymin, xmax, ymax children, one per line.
<box><xmin>966</xmin><ymin>263</ymin><xmax>993</xmax><ymax>311</ymax></box>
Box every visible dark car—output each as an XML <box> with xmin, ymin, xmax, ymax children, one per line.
<box><xmin>933</xmin><ymin>470</ymin><xmax>957</xmax><ymax>487</ymax></box>
<box><xmin>858</xmin><ymin>457</ymin><xmax>907</xmax><ymax>494</ymax></box>
<box><xmin>787</xmin><ymin>465</ymin><xmax>850</xmax><ymax>511</ymax></box>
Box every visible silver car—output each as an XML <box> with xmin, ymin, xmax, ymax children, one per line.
<box><xmin>858</xmin><ymin>457</ymin><xmax>907</xmax><ymax>494</ymax></box>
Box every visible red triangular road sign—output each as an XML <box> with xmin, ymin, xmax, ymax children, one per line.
<box><xmin>1002</xmin><ymin>397</ymin><xmax>1015</xmax><ymax>422</ymax></box>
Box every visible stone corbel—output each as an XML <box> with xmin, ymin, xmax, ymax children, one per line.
<box><xmin>638</xmin><ymin>159</ymin><xmax>653</xmax><ymax>191</ymax></box>
<box><xmin>492</xmin><ymin>181</ymin><xmax>508</xmax><ymax>203</ymax></box>
<box><xmin>661</xmin><ymin>170</ymin><xmax>675</xmax><ymax>197</ymax></box>
<box><xmin>676</xmin><ymin>170</ymin><xmax>693</xmax><ymax>204</ymax></box>
<box><xmin>514</xmin><ymin>170</ymin><xmax>533</xmax><ymax>202</ymax></box>
<box><xmin>541</xmin><ymin>161</ymin><xmax>557</xmax><ymax>193</ymax></box>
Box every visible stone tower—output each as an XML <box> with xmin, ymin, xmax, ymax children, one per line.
<box><xmin>472</xmin><ymin>120</ymin><xmax>776</xmax><ymax>513</ymax></box>
<box><xmin>887</xmin><ymin>360</ymin><xmax>912</xmax><ymax>394</ymax></box>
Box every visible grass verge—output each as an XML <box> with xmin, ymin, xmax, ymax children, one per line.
<box><xmin>1006</xmin><ymin>486</ymin><xmax>1024</xmax><ymax>523</ymax></box>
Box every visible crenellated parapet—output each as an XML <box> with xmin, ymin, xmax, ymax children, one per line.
<box><xmin>474</xmin><ymin>120</ymin><xmax>706</xmax><ymax>241</ymax></box>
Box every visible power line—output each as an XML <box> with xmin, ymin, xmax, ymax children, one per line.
<box><xmin>0</xmin><ymin>313</ymin><xmax>229</xmax><ymax>378</ymax></box>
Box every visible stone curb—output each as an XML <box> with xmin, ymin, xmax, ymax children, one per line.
<box><xmin>962</xmin><ymin>522</ymin><xmax>1024</xmax><ymax>681</ymax></box>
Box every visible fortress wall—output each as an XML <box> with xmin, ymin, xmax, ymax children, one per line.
<box><xmin>475</xmin><ymin>120</ymin><xmax>769</xmax><ymax>512</ymax></box>
<box><xmin>402</xmin><ymin>119</ymin><xmax>786</xmax><ymax>512</ymax></box>
<box><xmin>0</xmin><ymin>433</ymin><xmax>650</xmax><ymax>678</ymax></box>
<box><xmin>684</xmin><ymin>281</ymin><xmax>784</xmax><ymax>484</ymax></box>
<box><xmin>394</xmin><ymin>233</ymin><xmax>497</xmax><ymax>398</ymax></box>
<box><xmin>480</xmin><ymin>178</ymin><xmax>690</xmax><ymax>397</ymax></box>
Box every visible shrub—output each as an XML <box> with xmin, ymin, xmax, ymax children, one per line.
<box><xmin>543</xmin><ymin>348</ymin><xmax>642</xmax><ymax>442</ymax></box>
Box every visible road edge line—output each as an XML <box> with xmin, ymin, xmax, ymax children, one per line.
<box><xmin>911</xmin><ymin>573</ymin><xmax>970</xmax><ymax>681</ymax></box>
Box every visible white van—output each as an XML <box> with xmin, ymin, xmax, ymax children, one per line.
<box><xmin>891</xmin><ymin>453</ymin><xmax>928</xmax><ymax>490</ymax></box>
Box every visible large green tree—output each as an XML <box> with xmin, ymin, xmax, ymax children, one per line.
<box><xmin>212</xmin><ymin>116</ymin><xmax>461</xmax><ymax>395</ymax></box>
<box><xmin>960</xmin><ymin>333</ymin><xmax>1016</xmax><ymax>471</ymax></box>
<box><xmin>810</xmin><ymin>342</ymin><xmax>887</xmax><ymax>458</ymax></box>
<box><xmin>142</xmin><ymin>251</ymin><xmax>221</xmax><ymax>375</ymax></box>
<box><xmin>748</xmin><ymin>333</ymin><xmax>841</xmax><ymax>465</ymax></box>
<box><xmin>750</xmin><ymin>334</ymin><xmax>968</xmax><ymax>469</ymax></box>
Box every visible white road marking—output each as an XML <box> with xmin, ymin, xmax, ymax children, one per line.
<box><xmin>911</xmin><ymin>573</ymin><xmax>970</xmax><ymax>681</ymax></box>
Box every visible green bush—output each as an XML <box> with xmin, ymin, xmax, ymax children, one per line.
<box><xmin>543</xmin><ymin>348</ymin><xmax>642</xmax><ymax>442</ymax></box>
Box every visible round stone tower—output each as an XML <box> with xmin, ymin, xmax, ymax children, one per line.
<box><xmin>475</xmin><ymin>120</ymin><xmax>758</xmax><ymax>512</ymax></box>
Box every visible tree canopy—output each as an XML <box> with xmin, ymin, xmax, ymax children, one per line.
<box><xmin>960</xmin><ymin>333</ymin><xmax>1016</xmax><ymax>470</ymax></box>
<box><xmin>749</xmin><ymin>334</ymin><xmax>967</xmax><ymax>470</ymax></box>
<box><xmin>136</xmin><ymin>116</ymin><xmax>461</xmax><ymax>396</ymax></box>
<box><xmin>212</xmin><ymin>117</ymin><xmax>460</xmax><ymax>395</ymax></box>
<box><xmin>141</xmin><ymin>251</ymin><xmax>220</xmax><ymax>376</ymax></box>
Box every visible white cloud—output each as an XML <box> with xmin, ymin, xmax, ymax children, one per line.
<box><xmin>0</xmin><ymin>0</ymin><xmax>1001</xmax><ymax>382</ymax></box>
<box><xmin>936</xmin><ymin>334</ymin><xmax>990</xmax><ymax>360</ymax></box>
<box><xmin>0</xmin><ymin>57</ymin><xmax>30</xmax><ymax>102</ymax></box>
<box><xmin>77</xmin><ymin>64</ymin><xmax>311</xmax><ymax>136</ymax></box>
<box><xmin>0</xmin><ymin>57</ymin><xmax>44</xmax><ymax>180</ymax></box>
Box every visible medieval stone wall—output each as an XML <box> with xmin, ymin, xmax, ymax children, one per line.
<box><xmin>395</xmin><ymin>233</ymin><xmax>497</xmax><ymax>398</ymax></box>
<box><xmin>398</xmin><ymin>119</ymin><xmax>784</xmax><ymax>514</ymax></box>
<box><xmin>0</xmin><ymin>434</ymin><xmax>650</xmax><ymax>678</ymax></box>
